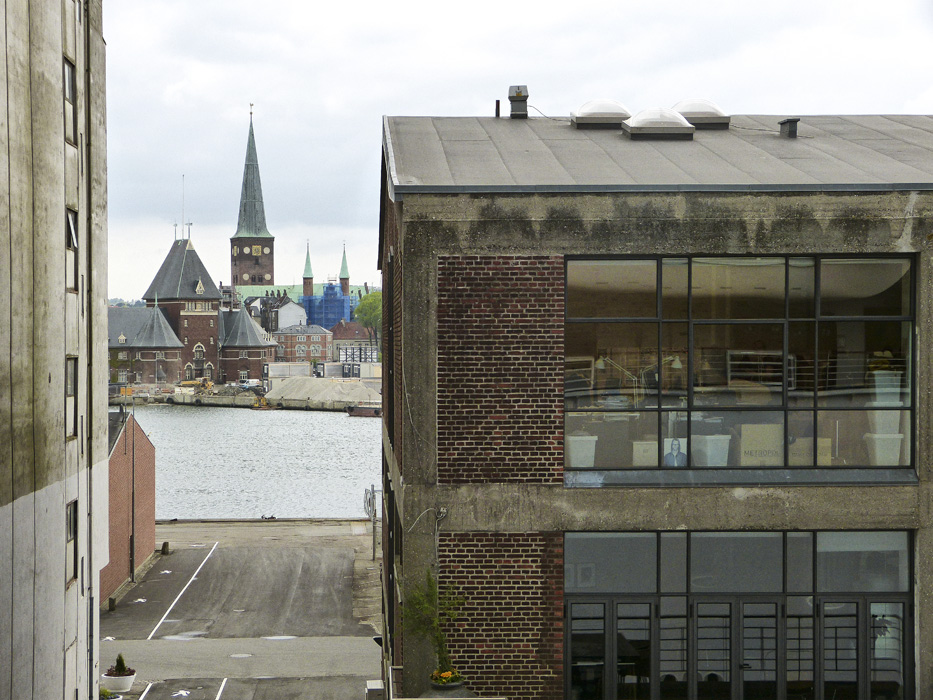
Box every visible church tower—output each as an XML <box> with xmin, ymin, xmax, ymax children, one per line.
<box><xmin>230</xmin><ymin>114</ymin><xmax>274</xmax><ymax>287</ymax></box>
<box><xmin>302</xmin><ymin>243</ymin><xmax>314</xmax><ymax>298</ymax></box>
<box><xmin>339</xmin><ymin>244</ymin><xmax>350</xmax><ymax>296</ymax></box>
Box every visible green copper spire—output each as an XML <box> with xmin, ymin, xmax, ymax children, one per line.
<box><xmin>233</xmin><ymin>116</ymin><xmax>272</xmax><ymax>239</ymax></box>
<box><xmin>303</xmin><ymin>243</ymin><xmax>313</xmax><ymax>278</ymax></box>
<box><xmin>339</xmin><ymin>245</ymin><xmax>349</xmax><ymax>279</ymax></box>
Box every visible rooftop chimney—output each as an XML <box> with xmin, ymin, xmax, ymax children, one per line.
<box><xmin>779</xmin><ymin>118</ymin><xmax>800</xmax><ymax>138</ymax></box>
<box><xmin>508</xmin><ymin>85</ymin><xmax>528</xmax><ymax>119</ymax></box>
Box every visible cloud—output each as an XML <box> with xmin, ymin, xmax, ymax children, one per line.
<box><xmin>104</xmin><ymin>0</ymin><xmax>933</xmax><ymax>298</ymax></box>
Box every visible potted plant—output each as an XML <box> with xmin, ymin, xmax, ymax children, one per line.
<box><xmin>99</xmin><ymin>687</ymin><xmax>122</xmax><ymax>700</ymax></box>
<box><xmin>101</xmin><ymin>653</ymin><xmax>136</xmax><ymax>693</ymax></box>
<box><xmin>405</xmin><ymin>570</ymin><xmax>465</xmax><ymax>690</ymax></box>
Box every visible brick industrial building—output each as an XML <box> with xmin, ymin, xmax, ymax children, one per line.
<box><xmin>100</xmin><ymin>412</ymin><xmax>156</xmax><ymax>602</ymax></box>
<box><xmin>379</xmin><ymin>99</ymin><xmax>933</xmax><ymax>699</ymax></box>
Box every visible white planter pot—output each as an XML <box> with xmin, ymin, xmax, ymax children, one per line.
<box><xmin>101</xmin><ymin>672</ymin><xmax>136</xmax><ymax>693</ymax></box>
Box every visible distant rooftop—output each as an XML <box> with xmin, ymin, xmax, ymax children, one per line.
<box><xmin>383</xmin><ymin>115</ymin><xmax>933</xmax><ymax>196</ymax></box>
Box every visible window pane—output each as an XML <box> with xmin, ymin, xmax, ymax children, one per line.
<box><xmin>565</xmin><ymin>533</ymin><xmax>657</xmax><ymax>593</ymax></box>
<box><xmin>567</xmin><ymin>259</ymin><xmax>657</xmax><ymax>318</ymax></box>
<box><xmin>617</xmin><ymin>603</ymin><xmax>652</xmax><ymax>700</ymax></box>
<box><xmin>659</xmin><ymin>323</ymin><xmax>688</xmax><ymax>407</ymax></box>
<box><xmin>660</xmin><ymin>597</ymin><xmax>688</xmax><ymax>698</ymax></box>
<box><xmin>691</xmin><ymin>533</ymin><xmax>783</xmax><ymax>593</ymax></box>
<box><xmin>566</xmin><ymin>323</ymin><xmax>658</xmax><ymax>410</ymax></box>
<box><xmin>788</xmin><ymin>322</ymin><xmax>815</xmax><ymax>407</ymax></box>
<box><xmin>697</xmin><ymin>602</ymin><xmax>732</xmax><ymax>696</ymax></box>
<box><xmin>660</xmin><ymin>533</ymin><xmax>687</xmax><ymax>593</ymax></box>
<box><xmin>694</xmin><ymin>324</ymin><xmax>784</xmax><ymax>407</ymax></box>
<box><xmin>817</xmin><ymin>532</ymin><xmax>909</xmax><ymax>592</ymax></box>
<box><xmin>789</xmin><ymin>257</ymin><xmax>815</xmax><ymax>318</ymax></box>
<box><xmin>660</xmin><ymin>411</ymin><xmax>689</xmax><ymax>466</ymax></box>
<box><xmin>742</xmin><ymin>602</ymin><xmax>778</xmax><ymax>700</ymax></box>
<box><xmin>817</xmin><ymin>321</ymin><xmax>910</xmax><ymax>407</ymax></box>
<box><xmin>661</xmin><ymin>258</ymin><xmax>688</xmax><ymax>319</ymax></box>
<box><xmin>570</xmin><ymin>602</ymin><xmax>605</xmax><ymax>700</ymax></box>
<box><xmin>822</xmin><ymin>601</ymin><xmax>858</xmax><ymax>699</ymax></box>
<box><xmin>871</xmin><ymin>602</ymin><xmax>905</xmax><ymax>700</ymax></box>
<box><xmin>817</xmin><ymin>410</ymin><xmax>908</xmax><ymax>467</ymax></box>
<box><xmin>692</xmin><ymin>257</ymin><xmax>785</xmax><ymax>319</ymax></box>
<box><xmin>786</xmin><ymin>596</ymin><xmax>815</xmax><ymax>699</ymax></box>
<box><xmin>566</xmin><ymin>412</ymin><xmax>659</xmax><ymax>469</ymax></box>
<box><xmin>820</xmin><ymin>258</ymin><xmax>911</xmax><ymax>317</ymax></box>
<box><xmin>787</xmin><ymin>533</ymin><xmax>814</xmax><ymax>592</ymax></box>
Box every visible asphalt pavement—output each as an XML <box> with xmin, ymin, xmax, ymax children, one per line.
<box><xmin>100</xmin><ymin>520</ymin><xmax>383</xmax><ymax>700</ymax></box>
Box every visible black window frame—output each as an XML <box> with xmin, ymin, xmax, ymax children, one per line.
<box><xmin>564</xmin><ymin>530</ymin><xmax>914</xmax><ymax>700</ymax></box>
<box><xmin>564</xmin><ymin>255</ymin><xmax>917</xmax><ymax>487</ymax></box>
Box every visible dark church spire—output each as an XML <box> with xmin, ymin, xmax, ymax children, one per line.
<box><xmin>233</xmin><ymin>115</ymin><xmax>272</xmax><ymax>239</ymax></box>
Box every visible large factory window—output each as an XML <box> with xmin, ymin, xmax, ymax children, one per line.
<box><xmin>564</xmin><ymin>257</ymin><xmax>914</xmax><ymax>486</ymax></box>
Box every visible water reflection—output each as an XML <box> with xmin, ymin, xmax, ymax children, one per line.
<box><xmin>130</xmin><ymin>405</ymin><xmax>381</xmax><ymax>519</ymax></box>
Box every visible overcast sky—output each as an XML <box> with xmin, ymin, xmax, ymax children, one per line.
<box><xmin>104</xmin><ymin>0</ymin><xmax>933</xmax><ymax>300</ymax></box>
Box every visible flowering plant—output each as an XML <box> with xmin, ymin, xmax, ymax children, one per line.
<box><xmin>430</xmin><ymin>669</ymin><xmax>463</xmax><ymax>685</ymax></box>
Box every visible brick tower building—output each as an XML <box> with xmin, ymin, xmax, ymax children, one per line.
<box><xmin>230</xmin><ymin>115</ymin><xmax>274</xmax><ymax>288</ymax></box>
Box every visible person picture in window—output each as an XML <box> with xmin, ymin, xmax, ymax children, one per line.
<box><xmin>664</xmin><ymin>438</ymin><xmax>687</xmax><ymax>467</ymax></box>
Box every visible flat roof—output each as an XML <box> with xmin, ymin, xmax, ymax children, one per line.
<box><xmin>383</xmin><ymin>114</ymin><xmax>933</xmax><ymax>197</ymax></box>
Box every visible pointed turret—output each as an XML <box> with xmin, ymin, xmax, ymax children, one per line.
<box><xmin>234</xmin><ymin>117</ymin><xmax>271</xmax><ymax>239</ymax></box>
<box><xmin>339</xmin><ymin>245</ymin><xmax>350</xmax><ymax>296</ymax></box>
<box><xmin>231</xmin><ymin>114</ymin><xmax>275</xmax><ymax>287</ymax></box>
<box><xmin>302</xmin><ymin>243</ymin><xmax>314</xmax><ymax>298</ymax></box>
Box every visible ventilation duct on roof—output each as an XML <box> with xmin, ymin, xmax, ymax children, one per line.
<box><xmin>571</xmin><ymin>99</ymin><xmax>632</xmax><ymax>129</ymax></box>
<box><xmin>779</xmin><ymin>118</ymin><xmax>800</xmax><ymax>138</ymax></box>
<box><xmin>672</xmin><ymin>98</ymin><xmax>730</xmax><ymax>129</ymax></box>
<box><xmin>621</xmin><ymin>108</ymin><xmax>695</xmax><ymax>140</ymax></box>
<box><xmin>508</xmin><ymin>85</ymin><xmax>528</xmax><ymax>119</ymax></box>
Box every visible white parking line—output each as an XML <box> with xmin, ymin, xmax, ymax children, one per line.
<box><xmin>147</xmin><ymin>541</ymin><xmax>219</xmax><ymax>640</ymax></box>
<box><xmin>214</xmin><ymin>678</ymin><xmax>228</xmax><ymax>699</ymax></box>
<box><xmin>138</xmin><ymin>682</ymin><xmax>154</xmax><ymax>699</ymax></box>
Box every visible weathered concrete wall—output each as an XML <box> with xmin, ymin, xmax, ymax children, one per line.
<box><xmin>390</xmin><ymin>188</ymin><xmax>933</xmax><ymax>696</ymax></box>
<box><xmin>0</xmin><ymin>2</ymin><xmax>108</xmax><ymax>698</ymax></box>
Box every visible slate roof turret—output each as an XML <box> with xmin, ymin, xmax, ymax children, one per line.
<box><xmin>108</xmin><ymin>306</ymin><xmax>183</xmax><ymax>348</ymax></box>
<box><xmin>219</xmin><ymin>307</ymin><xmax>277</xmax><ymax>348</ymax></box>
<box><xmin>143</xmin><ymin>239</ymin><xmax>221</xmax><ymax>301</ymax></box>
<box><xmin>232</xmin><ymin>116</ymin><xmax>272</xmax><ymax>239</ymax></box>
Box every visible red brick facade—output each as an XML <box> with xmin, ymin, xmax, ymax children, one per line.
<box><xmin>436</xmin><ymin>255</ymin><xmax>565</xmax><ymax>484</ymax></box>
<box><xmin>100</xmin><ymin>415</ymin><xmax>156</xmax><ymax>601</ymax></box>
<box><xmin>439</xmin><ymin>532</ymin><xmax>564</xmax><ymax>700</ymax></box>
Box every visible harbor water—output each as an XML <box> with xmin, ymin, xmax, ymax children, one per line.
<box><xmin>128</xmin><ymin>404</ymin><xmax>381</xmax><ymax>519</ymax></box>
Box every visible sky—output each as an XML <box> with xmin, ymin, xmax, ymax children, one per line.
<box><xmin>104</xmin><ymin>0</ymin><xmax>933</xmax><ymax>300</ymax></box>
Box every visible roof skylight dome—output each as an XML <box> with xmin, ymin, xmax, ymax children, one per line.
<box><xmin>672</xmin><ymin>98</ymin><xmax>731</xmax><ymax>129</ymax></box>
<box><xmin>570</xmin><ymin>99</ymin><xmax>632</xmax><ymax>129</ymax></box>
<box><xmin>621</xmin><ymin>107</ymin><xmax>695</xmax><ymax>140</ymax></box>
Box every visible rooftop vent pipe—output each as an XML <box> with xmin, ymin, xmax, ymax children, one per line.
<box><xmin>509</xmin><ymin>85</ymin><xmax>528</xmax><ymax>119</ymax></box>
<box><xmin>779</xmin><ymin>118</ymin><xmax>800</xmax><ymax>138</ymax></box>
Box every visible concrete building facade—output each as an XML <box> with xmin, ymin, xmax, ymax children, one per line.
<box><xmin>379</xmin><ymin>108</ymin><xmax>933</xmax><ymax>700</ymax></box>
<box><xmin>0</xmin><ymin>2</ymin><xmax>109</xmax><ymax>698</ymax></box>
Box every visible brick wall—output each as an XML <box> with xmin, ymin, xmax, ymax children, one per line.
<box><xmin>439</xmin><ymin>532</ymin><xmax>564</xmax><ymax>700</ymax></box>
<box><xmin>437</xmin><ymin>256</ymin><xmax>564</xmax><ymax>483</ymax></box>
<box><xmin>100</xmin><ymin>415</ymin><xmax>156</xmax><ymax>601</ymax></box>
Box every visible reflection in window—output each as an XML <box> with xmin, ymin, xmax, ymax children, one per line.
<box><xmin>565</xmin><ymin>257</ymin><xmax>914</xmax><ymax>474</ymax></box>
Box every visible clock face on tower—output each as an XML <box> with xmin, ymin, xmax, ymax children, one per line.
<box><xmin>263</xmin><ymin>247</ymin><xmax>270</xmax><ymax>254</ymax></box>
<box><xmin>252</xmin><ymin>245</ymin><xmax>261</xmax><ymax>255</ymax></box>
